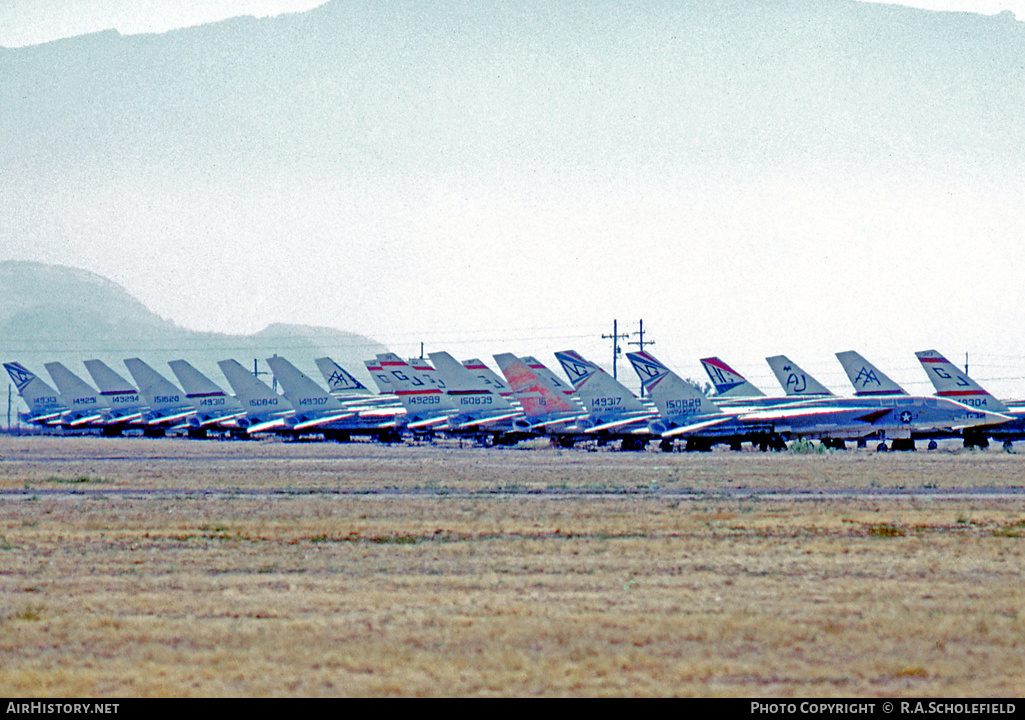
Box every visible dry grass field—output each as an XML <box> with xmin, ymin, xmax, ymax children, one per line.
<box><xmin>1</xmin><ymin>434</ymin><xmax>1024</xmax><ymax>697</ymax></box>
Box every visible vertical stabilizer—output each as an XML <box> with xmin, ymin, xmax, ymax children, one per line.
<box><xmin>44</xmin><ymin>362</ymin><xmax>108</xmax><ymax>422</ymax></box>
<box><xmin>700</xmin><ymin>357</ymin><xmax>765</xmax><ymax>397</ymax></box>
<box><xmin>168</xmin><ymin>359</ymin><xmax>244</xmax><ymax>425</ymax></box>
<box><xmin>123</xmin><ymin>358</ymin><xmax>195</xmax><ymax>424</ymax></box>
<box><xmin>835</xmin><ymin>351</ymin><xmax>907</xmax><ymax>396</ymax></box>
<box><xmin>765</xmin><ymin>356</ymin><xmax>834</xmax><ymax>397</ymax></box>
<box><xmin>915</xmin><ymin>350</ymin><xmax>1009</xmax><ymax>413</ymax></box>
<box><xmin>4</xmin><ymin>361</ymin><xmax>67</xmax><ymax>423</ymax></box>
<box><xmin>218</xmin><ymin>359</ymin><xmax>294</xmax><ymax>431</ymax></box>
<box><xmin>84</xmin><ymin>359</ymin><xmax>145</xmax><ymax>418</ymax></box>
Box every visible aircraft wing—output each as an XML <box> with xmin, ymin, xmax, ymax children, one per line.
<box><xmin>661</xmin><ymin>416</ymin><xmax>737</xmax><ymax>438</ymax></box>
<box><xmin>455</xmin><ymin>411</ymin><xmax>524</xmax><ymax>429</ymax></box>
<box><xmin>290</xmin><ymin>412</ymin><xmax>359</xmax><ymax>431</ymax></box>
<box><xmin>583</xmin><ymin>413</ymin><xmax>660</xmax><ymax>434</ymax></box>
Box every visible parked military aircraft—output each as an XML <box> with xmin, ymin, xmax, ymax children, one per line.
<box><xmin>493</xmin><ymin>353</ymin><xmax>587</xmax><ymax>444</ymax></box>
<box><xmin>83</xmin><ymin>359</ymin><xmax>148</xmax><ymax>427</ymax></box>
<box><xmin>266</xmin><ymin>356</ymin><xmax>401</xmax><ymax>440</ymax></box>
<box><xmin>122</xmin><ymin>358</ymin><xmax>198</xmax><ymax>434</ymax></box>
<box><xmin>43</xmin><ymin>362</ymin><xmax>115</xmax><ymax>430</ymax></box>
<box><xmin>5</xmin><ymin>361</ymin><xmax>71</xmax><ymax>427</ymax></box>
<box><xmin>167</xmin><ymin>359</ymin><xmax>247</xmax><ymax>436</ymax></box>
<box><xmin>766</xmin><ymin>355</ymin><xmax>835</xmax><ymax>398</ymax></box>
<box><xmin>700</xmin><ymin>357</ymin><xmax>766</xmax><ymax>398</ymax></box>
<box><xmin>835</xmin><ymin>351</ymin><xmax>908</xmax><ymax>396</ymax></box>
<box><xmin>217</xmin><ymin>359</ymin><xmax>296</xmax><ymax>434</ymax></box>
<box><xmin>629</xmin><ymin>351</ymin><xmax>1011</xmax><ymax>451</ymax></box>
<box><xmin>916</xmin><ymin>350</ymin><xmax>1025</xmax><ymax>449</ymax></box>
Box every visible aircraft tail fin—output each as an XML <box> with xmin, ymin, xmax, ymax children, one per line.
<box><xmin>700</xmin><ymin>357</ymin><xmax>765</xmax><ymax>397</ymax></box>
<box><xmin>461</xmin><ymin>359</ymin><xmax>512</xmax><ymax>396</ymax></box>
<box><xmin>266</xmin><ymin>356</ymin><xmax>349</xmax><ymax>415</ymax></box>
<box><xmin>835</xmin><ymin>351</ymin><xmax>907</xmax><ymax>396</ymax></box>
<box><xmin>915</xmin><ymin>350</ymin><xmax>1009</xmax><ymax>413</ymax></box>
<box><xmin>314</xmin><ymin>357</ymin><xmax>371</xmax><ymax>395</ymax></box>
<box><xmin>374</xmin><ymin>353</ymin><xmax>456</xmax><ymax>420</ymax></box>
<box><xmin>765</xmin><ymin>356</ymin><xmax>834</xmax><ymax>397</ymax></box>
<box><xmin>627</xmin><ymin>351</ymin><xmax>722</xmax><ymax>423</ymax></box>
<box><xmin>554</xmin><ymin>350</ymin><xmax>648</xmax><ymax>417</ymax></box>
<box><xmin>44</xmin><ymin>362</ymin><xmax>106</xmax><ymax>414</ymax></box>
<box><xmin>429</xmin><ymin>351</ymin><xmax>514</xmax><ymax>412</ymax></box>
<box><xmin>168</xmin><ymin>360</ymin><xmax>243</xmax><ymax>423</ymax></box>
<box><xmin>218</xmin><ymin>359</ymin><xmax>293</xmax><ymax>425</ymax></box>
<box><xmin>4</xmin><ymin>361</ymin><xmax>67</xmax><ymax>422</ymax></box>
<box><xmin>83</xmin><ymin>359</ymin><xmax>145</xmax><ymax>413</ymax></box>
<box><xmin>494</xmin><ymin>353</ymin><xmax>578</xmax><ymax>419</ymax></box>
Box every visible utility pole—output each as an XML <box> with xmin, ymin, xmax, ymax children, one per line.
<box><xmin>627</xmin><ymin>320</ymin><xmax>655</xmax><ymax>396</ymax></box>
<box><xmin>7</xmin><ymin>383</ymin><xmax>11</xmax><ymax>432</ymax></box>
<box><xmin>254</xmin><ymin>359</ymin><xmax>277</xmax><ymax>392</ymax></box>
<box><xmin>965</xmin><ymin>352</ymin><xmax>969</xmax><ymax>376</ymax></box>
<box><xmin>602</xmin><ymin>319</ymin><xmax>630</xmax><ymax>380</ymax></box>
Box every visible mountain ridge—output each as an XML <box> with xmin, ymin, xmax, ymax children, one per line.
<box><xmin>0</xmin><ymin>261</ymin><xmax>387</xmax><ymax>390</ymax></box>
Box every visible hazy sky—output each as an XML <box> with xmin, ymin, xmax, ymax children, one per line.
<box><xmin>0</xmin><ymin>0</ymin><xmax>1022</xmax><ymax>47</ymax></box>
<box><xmin>2</xmin><ymin>1</ymin><xmax>1024</xmax><ymax>398</ymax></box>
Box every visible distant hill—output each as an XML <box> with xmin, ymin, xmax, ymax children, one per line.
<box><xmin>0</xmin><ymin>261</ymin><xmax>388</xmax><ymax>392</ymax></box>
<box><xmin>1</xmin><ymin>0</ymin><xmax>1021</xmax><ymax>176</ymax></box>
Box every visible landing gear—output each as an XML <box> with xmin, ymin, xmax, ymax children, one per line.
<box><xmin>890</xmin><ymin>438</ymin><xmax>916</xmax><ymax>452</ymax></box>
<box><xmin>876</xmin><ymin>442</ymin><xmax>888</xmax><ymax>452</ymax></box>
<box><xmin>619</xmin><ymin>437</ymin><xmax>648</xmax><ymax>452</ymax></box>
<box><xmin>1004</xmin><ymin>440</ymin><xmax>1014</xmax><ymax>452</ymax></box>
<box><xmin>963</xmin><ymin>433</ymin><xmax>989</xmax><ymax>450</ymax></box>
<box><xmin>927</xmin><ymin>439</ymin><xmax>938</xmax><ymax>450</ymax></box>
<box><xmin>821</xmin><ymin>438</ymin><xmax>846</xmax><ymax>450</ymax></box>
<box><xmin>684</xmin><ymin>437</ymin><xmax>713</xmax><ymax>452</ymax></box>
<box><xmin>187</xmin><ymin>427</ymin><xmax>208</xmax><ymax>439</ymax></box>
<box><xmin>659</xmin><ymin>439</ymin><xmax>674</xmax><ymax>453</ymax></box>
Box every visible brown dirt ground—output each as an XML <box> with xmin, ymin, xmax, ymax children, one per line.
<box><xmin>1</xmin><ymin>435</ymin><xmax>1023</xmax><ymax>697</ymax></box>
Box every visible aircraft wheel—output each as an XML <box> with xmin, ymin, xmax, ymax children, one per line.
<box><xmin>876</xmin><ymin>442</ymin><xmax>888</xmax><ymax>452</ymax></box>
<box><xmin>659</xmin><ymin>439</ymin><xmax>674</xmax><ymax>453</ymax></box>
<box><xmin>927</xmin><ymin>440</ymin><xmax>938</xmax><ymax>450</ymax></box>
<box><xmin>1004</xmin><ymin>440</ymin><xmax>1014</xmax><ymax>452</ymax></box>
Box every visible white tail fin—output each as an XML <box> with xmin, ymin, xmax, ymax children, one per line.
<box><xmin>554</xmin><ymin>350</ymin><xmax>650</xmax><ymax>421</ymax></box>
<box><xmin>218</xmin><ymin>359</ymin><xmax>294</xmax><ymax>430</ymax></box>
<box><xmin>315</xmin><ymin>357</ymin><xmax>370</xmax><ymax>395</ymax></box>
<box><xmin>627</xmin><ymin>351</ymin><xmax>725</xmax><ymax>433</ymax></box>
<box><xmin>4</xmin><ymin>361</ymin><xmax>67</xmax><ymax>423</ymax></box>
<box><xmin>84</xmin><ymin>359</ymin><xmax>145</xmax><ymax>417</ymax></box>
<box><xmin>461</xmin><ymin>358</ymin><xmax>512</xmax><ymax>396</ymax></box>
<box><xmin>168</xmin><ymin>360</ymin><xmax>244</xmax><ymax>425</ymax></box>
<box><xmin>835</xmin><ymin>351</ymin><xmax>907</xmax><ymax>396</ymax></box>
<box><xmin>265</xmin><ymin>356</ymin><xmax>356</xmax><ymax>429</ymax></box>
<box><xmin>123</xmin><ymin>358</ymin><xmax>195</xmax><ymax>424</ymax></box>
<box><xmin>374</xmin><ymin>353</ymin><xmax>456</xmax><ymax>426</ymax></box>
<box><xmin>700</xmin><ymin>357</ymin><xmax>765</xmax><ymax>397</ymax></box>
<box><xmin>429</xmin><ymin>351</ymin><xmax>514</xmax><ymax>412</ymax></box>
<box><xmin>915</xmin><ymin>350</ymin><xmax>1009</xmax><ymax>413</ymax></box>
<box><xmin>44</xmin><ymin>362</ymin><xmax>107</xmax><ymax>419</ymax></box>
<box><xmin>765</xmin><ymin>356</ymin><xmax>834</xmax><ymax>397</ymax></box>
